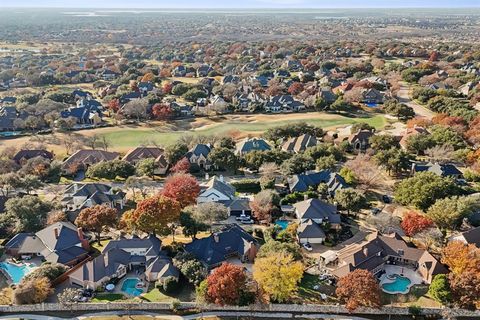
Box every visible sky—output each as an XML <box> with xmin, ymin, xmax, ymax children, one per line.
<box><xmin>0</xmin><ymin>0</ymin><xmax>479</xmax><ymax>8</ymax></box>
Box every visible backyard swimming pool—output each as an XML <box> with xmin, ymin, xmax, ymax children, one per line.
<box><xmin>0</xmin><ymin>261</ymin><xmax>36</xmax><ymax>284</ymax></box>
<box><xmin>121</xmin><ymin>278</ymin><xmax>144</xmax><ymax>296</ymax></box>
<box><xmin>275</xmin><ymin>220</ymin><xmax>289</xmax><ymax>230</ymax></box>
<box><xmin>381</xmin><ymin>274</ymin><xmax>412</xmax><ymax>294</ymax></box>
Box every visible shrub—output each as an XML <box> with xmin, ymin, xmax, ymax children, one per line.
<box><xmin>231</xmin><ymin>179</ymin><xmax>261</xmax><ymax>193</ymax></box>
<box><xmin>157</xmin><ymin>276</ymin><xmax>179</xmax><ymax>293</ymax></box>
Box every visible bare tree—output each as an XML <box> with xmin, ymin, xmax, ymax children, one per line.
<box><xmin>259</xmin><ymin>162</ymin><xmax>279</xmax><ymax>180</ymax></box>
<box><xmin>366</xmin><ymin>213</ymin><xmax>401</xmax><ymax>234</ymax></box>
<box><xmin>345</xmin><ymin>154</ymin><xmax>384</xmax><ymax>191</ymax></box>
<box><xmin>414</xmin><ymin>228</ymin><xmax>443</xmax><ymax>251</ymax></box>
<box><xmin>122</xmin><ymin>98</ymin><xmax>149</xmax><ymax>122</ymax></box>
<box><xmin>86</xmin><ymin>135</ymin><xmax>99</xmax><ymax>150</ymax></box>
<box><xmin>425</xmin><ymin>144</ymin><xmax>455</xmax><ymax>164</ymax></box>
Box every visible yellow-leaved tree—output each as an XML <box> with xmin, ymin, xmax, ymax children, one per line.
<box><xmin>253</xmin><ymin>252</ymin><xmax>303</xmax><ymax>302</ymax></box>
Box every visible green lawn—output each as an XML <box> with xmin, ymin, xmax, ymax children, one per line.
<box><xmin>97</xmin><ymin>114</ymin><xmax>387</xmax><ymax>149</ymax></box>
<box><xmin>91</xmin><ymin>293</ymin><xmax>126</xmax><ymax>302</ymax></box>
<box><xmin>141</xmin><ymin>283</ymin><xmax>195</xmax><ymax>302</ymax></box>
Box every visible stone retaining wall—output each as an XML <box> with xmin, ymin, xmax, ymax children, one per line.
<box><xmin>0</xmin><ymin>302</ymin><xmax>479</xmax><ymax>318</ymax></box>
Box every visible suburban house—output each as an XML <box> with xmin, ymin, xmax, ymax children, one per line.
<box><xmin>69</xmin><ymin>235</ymin><xmax>178</xmax><ymax>290</ymax></box>
<box><xmin>61</xmin><ymin>183</ymin><xmax>125</xmax><ymax>220</ymax></box>
<box><xmin>185</xmin><ymin>144</ymin><xmax>212</xmax><ymax>170</ymax></box>
<box><xmin>362</xmin><ymin>88</ymin><xmax>385</xmax><ymax>104</ymax></box>
<box><xmin>236</xmin><ymin>138</ymin><xmax>271</xmax><ymax>155</ymax></box>
<box><xmin>5</xmin><ymin>222</ymin><xmax>90</xmax><ymax>266</ymax></box>
<box><xmin>99</xmin><ymin>69</ymin><xmax>120</xmax><ymax>81</ymax></box>
<box><xmin>198</xmin><ymin>176</ymin><xmax>236</xmax><ymax>203</ymax></box>
<box><xmin>281</xmin><ymin>134</ymin><xmax>318</xmax><ymax>153</ymax></box>
<box><xmin>297</xmin><ymin>219</ymin><xmax>327</xmax><ymax>244</ymax></box>
<box><xmin>288</xmin><ymin>170</ymin><xmax>348</xmax><ymax>196</ymax></box>
<box><xmin>293</xmin><ymin>198</ymin><xmax>341</xmax><ymax>229</ymax></box>
<box><xmin>13</xmin><ymin>149</ymin><xmax>54</xmax><ymax>165</ymax></box>
<box><xmin>321</xmin><ymin>232</ymin><xmax>447</xmax><ymax>284</ymax></box>
<box><xmin>411</xmin><ymin>162</ymin><xmax>463</xmax><ymax>179</ymax></box>
<box><xmin>61</xmin><ymin>149</ymin><xmax>120</xmax><ymax>174</ymax></box>
<box><xmin>122</xmin><ymin>146</ymin><xmax>169</xmax><ymax>175</ymax></box>
<box><xmin>316</xmin><ymin>87</ymin><xmax>337</xmax><ymax>104</ymax></box>
<box><xmin>399</xmin><ymin>126</ymin><xmax>429</xmax><ymax>149</ymax></box>
<box><xmin>196</xmin><ymin>65</ymin><xmax>214</xmax><ymax>77</ymax></box>
<box><xmin>184</xmin><ymin>224</ymin><xmax>258</xmax><ymax>269</ymax></box>
<box><xmin>348</xmin><ymin>129</ymin><xmax>374</xmax><ymax>151</ymax></box>
<box><xmin>265</xmin><ymin>95</ymin><xmax>305</xmax><ymax>113</ymax></box>
<box><xmin>0</xmin><ymin>106</ymin><xmax>25</xmax><ymax>131</ymax></box>
<box><xmin>60</xmin><ymin>105</ymin><xmax>102</xmax><ymax>125</ymax></box>
<box><xmin>449</xmin><ymin>226</ymin><xmax>480</xmax><ymax>248</ymax></box>
<box><xmin>219</xmin><ymin>198</ymin><xmax>252</xmax><ymax>217</ymax></box>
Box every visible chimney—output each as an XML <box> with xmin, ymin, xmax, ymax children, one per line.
<box><xmin>213</xmin><ymin>233</ymin><xmax>219</xmax><ymax>243</ymax></box>
<box><xmin>77</xmin><ymin>228</ymin><xmax>84</xmax><ymax>240</ymax></box>
<box><xmin>104</xmin><ymin>253</ymin><xmax>109</xmax><ymax>267</ymax></box>
<box><xmin>77</xmin><ymin>227</ymin><xmax>90</xmax><ymax>251</ymax></box>
<box><xmin>219</xmin><ymin>175</ymin><xmax>224</xmax><ymax>182</ymax></box>
<box><xmin>205</xmin><ymin>173</ymin><xmax>209</xmax><ymax>180</ymax></box>
<box><xmin>54</xmin><ymin>228</ymin><xmax>59</xmax><ymax>239</ymax></box>
<box><xmin>304</xmin><ymin>194</ymin><xmax>309</xmax><ymax>201</ymax></box>
<box><xmin>363</xmin><ymin>246</ymin><xmax>369</xmax><ymax>257</ymax></box>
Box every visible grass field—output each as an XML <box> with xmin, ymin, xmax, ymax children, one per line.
<box><xmin>96</xmin><ymin>113</ymin><xmax>386</xmax><ymax>149</ymax></box>
<box><xmin>0</xmin><ymin>112</ymin><xmax>387</xmax><ymax>155</ymax></box>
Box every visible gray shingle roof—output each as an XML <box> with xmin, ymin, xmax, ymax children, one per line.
<box><xmin>297</xmin><ymin>219</ymin><xmax>326</xmax><ymax>239</ymax></box>
<box><xmin>184</xmin><ymin>224</ymin><xmax>257</xmax><ymax>268</ymax></box>
<box><xmin>294</xmin><ymin>198</ymin><xmax>340</xmax><ymax>223</ymax></box>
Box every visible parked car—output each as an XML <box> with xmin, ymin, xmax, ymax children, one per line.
<box><xmin>302</xmin><ymin>242</ymin><xmax>313</xmax><ymax>251</ymax></box>
<box><xmin>382</xmin><ymin>195</ymin><xmax>391</xmax><ymax>203</ymax></box>
<box><xmin>240</xmin><ymin>218</ymin><xmax>254</xmax><ymax>224</ymax></box>
<box><xmin>371</xmin><ymin>207</ymin><xmax>381</xmax><ymax>215</ymax></box>
<box><xmin>236</xmin><ymin>213</ymin><xmax>251</xmax><ymax>221</ymax></box>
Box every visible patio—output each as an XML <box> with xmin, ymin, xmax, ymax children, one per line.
<box><xmin>379</xmin><ymin>265</ymin><xmax>423</xmax><ymax>294</ymax></box>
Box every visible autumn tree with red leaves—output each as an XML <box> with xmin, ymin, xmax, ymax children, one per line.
<box><xmin>107</xmin><ymin>99</ymin><xmax>120</xmax><ymax>113</ymax></box>
<box><xmin>335</xmin><ymin>269</ymin><xmax>381</xmax><ymax>311</ymax></box>
<box><xmin>161</xmin><ymin>173</ymin><xmax>200</xmax><ymax>208</ymax></box>
<box><xmin>205</xmin><ymin>263</ymin><xmax>248</xmax><ymax>305</ymax></box>
<box><xmin>152</xmin><ymin>103</ymin><xmax>174</xmax><ymax>121</ymax></box>
<box><xmin>128</xmin><ymin>195</ymin><xmax>181</xmax><ymax>236</ymax></box>
<box><xmin>170</xmin><ymin>157</ymin><xmax>190</xmax><ymax>174</ymax></box>
<box><xmin>287</xmin><ymin>82</ymin><xmax>304</xmax><ymax>96</ymax></box>
<box><xmin>75</xmin><ymin>205</ymin><xmax>118</xmax><ymax>244</ymax></box>
<box><xmin>401</xmin><ymin>211</ymin><xmax>434</xmax><ymax>237</ymax></box>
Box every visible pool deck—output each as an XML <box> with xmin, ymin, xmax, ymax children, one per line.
<box><xmin>379</xmin><ymin>265</ymin><xmax>423</xmax><ymax>294</ymax></box>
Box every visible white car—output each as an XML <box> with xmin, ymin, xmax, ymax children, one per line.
<box><xmin>240</xmin><ymin>218</ymin><xmax>254</xmax><ymax>224</ymax></box>
<box><xmin>302</xmin><ymin>242</ymin><xmax>313</xmax><ymax>251</ymax></box>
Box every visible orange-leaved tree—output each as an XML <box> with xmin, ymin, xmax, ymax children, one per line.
<box><xmin>401</xmin><ymin>211</ymin><xmax>434</xmax><ymax>237</ymax></box>
<box><xmin>131</xmin><ymin>195</ymin><xmax>181</xmax><ymax>236</ymax></box>
<box><xmin>206</xmin><ymin>263</ymin><xmax>248</xmax><ymax>306</ymax></box>
<box><xmin>75</xmin><ymin>205</ymin><xmax>118</xmax><ymax>244</ymax></box>
<box><xmin>335</xmin><ymin>269</ymin><xmax>381</xmax><ymax>312</ymax></box>
<box><xmin>161</xmin><ymin>173</ymin><xmax>200</xmax><ymax>209</ymax></box>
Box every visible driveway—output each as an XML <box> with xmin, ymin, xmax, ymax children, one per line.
<box><xmin>397</xmin><ymin>82</ymin><xmax>435</xmax><ymax>119</ymax></box>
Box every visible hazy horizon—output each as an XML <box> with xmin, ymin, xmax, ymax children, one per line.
<box><xmin>1</xmin><ymin>0</ymin><xmax>479</xmax><ymax>9</ymax></box>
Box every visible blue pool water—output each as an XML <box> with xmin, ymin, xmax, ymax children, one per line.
<box><xmin>121</xmin><ymin>278</ymin><xmax>143</xmax><ymax>296</ymax></box>
<box><xmin>275</xmin><ymin>220</ymin><xmax>289</xmax><ymax>230</ymax></box>
<box><xmin>382</xmin><ymin>275</ymin><xmax>412</xmax><ymax>294</ymax></box>
<box><xmin>0</xmin><ymin>262</ymin><xmax>35</xmax><ymax>284</ymax></box>
<box><xmin>0</xmin><ymin>131</ymin><xmax>20</xmax><ymax>137</ymax></box>
<box><xmin>365</xmin><ymin>102</ymin><xmax>378</xmax><ymax>108</ymax></box>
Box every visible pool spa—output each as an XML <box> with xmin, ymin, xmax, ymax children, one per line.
<box><xmin>0</xmin><ymin>261</ymin><xmax>36</xmax><ymax>284</ymax></box>
<box><xmin>121</xmin><ymin>278</ymin><xmax>144</xmax><ymax>296</ymax></box>
<box><xmin>381</xmin><ymin>274</ymin><xmax>412</xmax><ymax>294</ymax></box>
